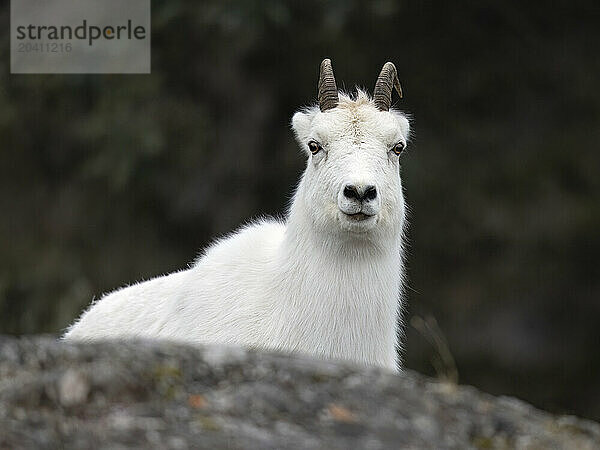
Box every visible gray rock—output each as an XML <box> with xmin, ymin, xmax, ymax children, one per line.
<box><xmin>0</xmin><ymin>336</ymin><xmax>598</xmax><ymax>449</ymax></box>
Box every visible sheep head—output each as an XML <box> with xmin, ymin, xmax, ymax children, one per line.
<box><xmin>292</xmin><ymin>59</ymin><xmax>410</xmax><ymax>240</ymax></box>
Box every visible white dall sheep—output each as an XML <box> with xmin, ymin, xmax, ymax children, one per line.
<box><xmin>64</xmin><ymin>59</ymin><xmax>411</xmax><ymax>371</ymax></box>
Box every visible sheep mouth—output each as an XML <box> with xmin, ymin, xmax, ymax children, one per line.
<box><xmin>344</xmin><ymin>212</ymin><xmax>375</xmax><ymax>222</ymax></box>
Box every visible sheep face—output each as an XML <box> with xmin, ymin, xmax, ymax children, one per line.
<box><xmin>292</xmin><ymin>91</ymin><xmax>410</xmax><ymax>239</ymax></box>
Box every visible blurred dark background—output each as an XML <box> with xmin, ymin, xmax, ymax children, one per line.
<box><xmin>1</xmin><ymin>0</ymin><xmax>599</xmax><ymax>420</ymax></box>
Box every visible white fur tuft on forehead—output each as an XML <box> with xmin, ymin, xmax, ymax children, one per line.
<box><xmin>337</xmin><ymin>89</ymin><xmax>373</xmax><ymax>109</ymax></box>
<box><xmin>292</xmin><ymin>88</ymin><xmax>410</xmax><ymax>149</ymax></box>
<box><xmin>336</xmin><ymin>89</ymin><xmax>406</xmax><ymax>122</ymax></box>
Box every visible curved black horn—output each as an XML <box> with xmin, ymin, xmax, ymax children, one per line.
<box><xmin>318</xmin><ymin>59</ymin><xmax>339</xmax><ymax>112</ymax></box>
<box><xmin>373</xmin><ymin>62</ymin><xmax>403</xmax><ymax>111</ymax></box>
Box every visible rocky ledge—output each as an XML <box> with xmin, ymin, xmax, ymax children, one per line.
<box><xmin>0</xmin><ymin>336</ymin><xmax>598</xmax><ymax>449</ymax></box>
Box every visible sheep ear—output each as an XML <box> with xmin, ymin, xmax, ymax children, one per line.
<box><xmin>291</xmin><ymin>109</ymin><xmax>317</xmax><ymax>152</ymax></box>
<box><xmin>393</xmin><ymin>112</ymin><xmax>410</xmax><ymax>142</ymax></box>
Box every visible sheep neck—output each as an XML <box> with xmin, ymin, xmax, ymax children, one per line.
<box><xmin>270</xmin><ymin>198</ymin><xmax>404</xmax><ymax>365</ymax></box>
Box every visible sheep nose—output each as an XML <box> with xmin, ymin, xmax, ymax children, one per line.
<box><xmin>363</xmin><ymin>185</ymin><xmax>377</xmax><ymax>201</ymax></box>
<box><xmin>343</xmin><ymin>184</ymin><xmax>377</xmax><ymax>202</ymax></box>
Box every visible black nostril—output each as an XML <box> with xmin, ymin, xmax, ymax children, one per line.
<box><xmin>363</xmin><ymin>185</ymin><xmax>377</xmax><ymax>201</ymax></box>
<box><xmin>343</xmin><ymin>185</ymin><xmax>360</xmax><ymax>200</ymax></box>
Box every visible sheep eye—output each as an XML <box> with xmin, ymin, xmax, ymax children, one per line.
<box><xmin>308</xmin><ymin>140</ymin><xmax>322</xmax><ymax>155</ymax></box>
<box><xmin>392</xmin><ymin>142</ymin><xmax>406</xmax><ymax>155</ymax></box>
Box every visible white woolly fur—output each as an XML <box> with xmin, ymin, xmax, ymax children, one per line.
<box><xmin>64</xmin><ymin>89</ymin><xmax>411</xmax><ymax>371</ymax></box>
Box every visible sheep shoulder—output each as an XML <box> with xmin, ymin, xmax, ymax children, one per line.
<box><xmin>63</xmin><ymin>219</ymin><xmax>286</xmax><ymax>344</ymax></box>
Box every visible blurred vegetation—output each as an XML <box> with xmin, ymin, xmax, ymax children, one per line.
<box><xmin>1</xmin><ymin>0</ymin><xmax>599</xmax><ymax>420</ymax></box>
